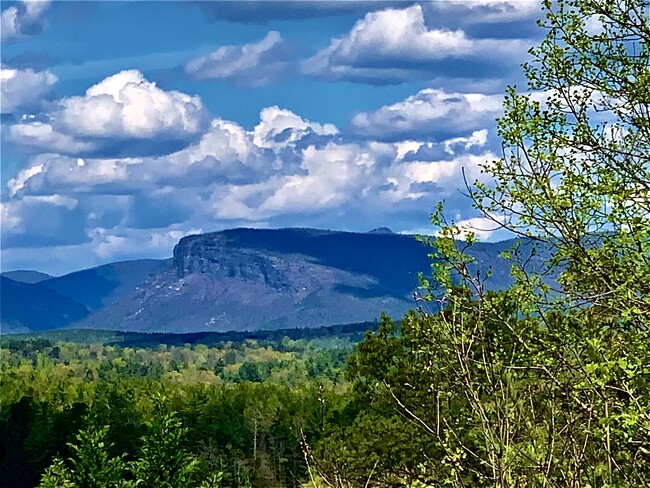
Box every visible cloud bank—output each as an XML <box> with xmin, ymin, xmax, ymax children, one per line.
<box><xmin>303</xmin><ymin>5</ymin><xmax>529</xmax><ymax>84</ymax></box>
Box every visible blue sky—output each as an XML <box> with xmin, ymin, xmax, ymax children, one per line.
<box><xmin>1</xmin><ymin>0</ymin><xmax>543</xmax><ymax>275</ymax></box>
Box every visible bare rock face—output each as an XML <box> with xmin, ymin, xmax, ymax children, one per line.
<box><xmin>173</xmin><ymin>234</ymin><xmax>292</xmax><ymax>290</ymax></box>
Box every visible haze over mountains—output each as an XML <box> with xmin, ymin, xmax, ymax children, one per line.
<box><xmin>1</xmin><ymin>228</ymin><xmax>536</xmax><ymax>334</ymax></box>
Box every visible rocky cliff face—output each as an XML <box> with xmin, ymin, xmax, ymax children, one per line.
<box><xmin>173</xmin><ymin>233</ymin><xmax>294</xmax><ymax>290</ymax></box>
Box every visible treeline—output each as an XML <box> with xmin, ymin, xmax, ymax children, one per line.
<box><xmin>5</xmin><ymin>320</ymin><xmax>379</xmax><ymax>348</ymax></box>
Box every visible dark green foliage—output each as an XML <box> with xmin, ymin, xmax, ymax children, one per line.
<box><xmin>132</xmin><ymin>398</ymin><xmax>200</xmax><ymax>488</ymax></box>
<box><xmin>4</xmin><ymin>320</ymin><xmax>380</xmax><ymax>348</ymax></box>
<box><xmin>238</xmin><ymin>362</ymin><xmax>263</xmax><ymax>383</ymax></box>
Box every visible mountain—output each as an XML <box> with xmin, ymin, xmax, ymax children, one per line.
<box><xmin>1</xmin><ymin>270</ymin><xmax>52</xmax><ymax>284</ymax></box>
<box><xmin>0</xmin><ymin>277</ymin><xmax>89</xmax><ymax>333</ymax></box>
<box><xmin>2</xmin><ymin>228</ymin><xmax>548</xmax><ymax>335</ymax></box>
<box><xmin>71</xmin><ymin>228</ymin><xmax>539</xmax><ymax>334</ymax></box>
<box><xmin>40</xmin><ymin>259</ymin><xmax>171</xmax><ymax>310</ymax></box>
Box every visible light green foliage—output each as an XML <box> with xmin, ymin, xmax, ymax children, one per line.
<box><xmin>38</xmin><ymin>459</ymin><xmax>76</xmax><ymax>488</ymax></box>
<box><xmin>472</xmin><ymin>0</ymin><xmax>650</xmax><ymax>322</ymax></box>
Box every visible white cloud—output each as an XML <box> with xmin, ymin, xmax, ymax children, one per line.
<box><xmin>4</xmin><ymin>89</ymin><xmax>506</xmax><ymax>260</ymax></box>
<box><xmin>8</xmin><ymin>122</ymin><xmax>94</xmax><ymax>154</ymax></box>
<box><xmin>174</xmin><ymin>118</ymin><xmax>257</xmax><ymax>166</ymax></box>
<box><xmin>61</xmin><ymin>70</ymin><xmax>205</xmax><ymax>138</ymax></box>
<box><xmin>445</xmin><ymin>215</ymin><xmax>506</xmax><ymax>241</ymax></box>
<box><xmin>1</xmin><ymin>0</ymin><xmax>50</xmax><ymax>42</ymax></box>
<box><xmin>7</xmin><ymin>154</ymin><xmax>140</xmax><ymax>197</ymax></box>
<box><xmin>0</xmin><ymin>66</ymin><xmax>57</xmax><ymax>114</ymax></box>
<box><xmin>7</xmin><ymin>162</ymin><xmax>45</xmax><ymax>197</ymax></box>
<box><xmin>380</xmin><ymin>150</ymin><xmax>495</xmax><ymax>203</ymax></box>
<box><xmin>209</xmin><ymin>138</ymin><xmax>490</xmax><ymax>221</ymax></box>
<box><xmin>91</xmin><ymin>226</ymin><xmax>203</xmax><ymax>260</ymax></box>
<box><xmin>400</xmin><ymin>152</ymin><xmax>493</xmax><ymax>186</ymax></box>
<box><xmin>258</xmin><ymin>142</ymin><xmax>390</xmax><ymax>214</ymax></box>
<box><xmin>6</xmin><ymin>105</ymin><xmax>339</xmax><ymax>198</ymax></box>
<box><xmin>0</xmin><ymin>6</ymin><xmax>20</xmax><ymax>41</ymax></box>
<box><xmin>1</xmin><ymin>201</ymin><xmax>22</xmax><ymax>231</ymax></box>
<box><xmin>7</xmin><ymin>101</ymin><xmax>493</xmax><ymax>217</ymax></box>
<box><xmin>21</xmin><ymin>194</ymin><xmax>78</xmax><ymax>210</ymax></box>
<box><xmin>184</xmin><ymin>31</ymin><xmax>291</xmax><ymax>87</ymax></box>
<box><xmin>303</xmin><ymin>5</ymin><xmax>528</xmax><ymax>83</ymax></box>
<box><xmin>6</xmin><ymin>70</ymin><xmax>208</xmax><ymax>157</ymax></box>
<box><xmin>444</xmin><ymin>129</ymin><xmax>489</xmax><ymax>154</ymax></box>
<box><xmin>352</xmin><ymin>88</ymin><xmax>503</xmax><ymax>140</ymax></box>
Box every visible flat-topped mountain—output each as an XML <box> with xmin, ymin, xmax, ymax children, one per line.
<box><xmin>73</xmin><ymin>228</ymin><xmax>534</xmax><ymax>333</ymax></box>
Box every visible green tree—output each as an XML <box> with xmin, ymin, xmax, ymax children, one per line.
<box><xmin>471</xmin><ymin>0</ymin><xmax>650</xmax><ymax>321</ymax></box>
<box><xmin>238</xmin><ymin>362</ymin><xmax>263</xmax><ymax>383</ymax></box>
<box><xmin>131</xmin><ymin>397</ymin><xmax>201</xmax><ymax>488</ymax></box>
<box><xmin>38</xmin><ymin>419</ymin><xmax>130</xmax><ymax>488</ymax></box>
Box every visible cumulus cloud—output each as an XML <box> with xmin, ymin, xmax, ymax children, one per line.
<box><xmin>1</xmin><ymin>65</ymin><xmax>57</xmax><ymax>114</ymax></box>
<box><xmin>442</xmin><ymin>215</ymin><xmax>507</xmax><ymax>241</ymax></box>
<box><xmin>184</xmin><ymin>31</ymin><xmax>293</xmax><ymax>87</ymax></box>
<box><xmin>302</xmin><ymin>4</ymin><xmax>529</xmax><ymax>84</ymax></box>
<box><xmin>253</xmin><ymin>106</ymin><xmax>338</xmax><ymax>150</ymax></box>
<box><xmin>427</xmin><ymin>1</ymin><xmax>542</xmax><ymax>41</ymax></box>
<box><xmin>90</xmin><ymin>226</ymin><xmax>202</xmax><ymax>260</ymax></box>
<box><xmin>352</xmin><ymin>88</ymin><xmax>503</xmax><ymax>141</ymax></box>
<box><xmin>7</xmin><ymin>100</ymin><xmax>489</xmax><ymax>222</ymax></box>
<box><xmin>426</xmin><ymin>0</ymin><xmax>540</xmax><ymax>25</ymax></box>
<box><xmin>61</xmin><ymin>70</ymin><xmax>205</xmax><ymax>139</ymax></box>
<box><xmin>8</xmin><ymin>123</ymin><xmax>94</xmax><ymax>154</ymax></box>
<box><xmin>6</xmin><ymin>70</ymin><xmax>209</xmax><ymax>157</ymax></box>
<box><xmin>1</xmin><ymin>0</ymin><xmax>50</xmax><ymax>42</ymax></box>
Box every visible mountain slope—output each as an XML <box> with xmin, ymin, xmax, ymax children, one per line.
<box><xmin>0</xmin><ymin>277</ymin><xmax>89</xmax><ymax>333</ymax></box>
<box><xmin>41</xmin><ymin>259</ymin><xmax>171</xmax><ymax>310</ymax></box>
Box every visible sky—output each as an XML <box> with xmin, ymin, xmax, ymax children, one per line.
<box><xmin>0</xmin><ymin>0</ymin><xmax>544</xmax><ymax>276</ymax></box>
